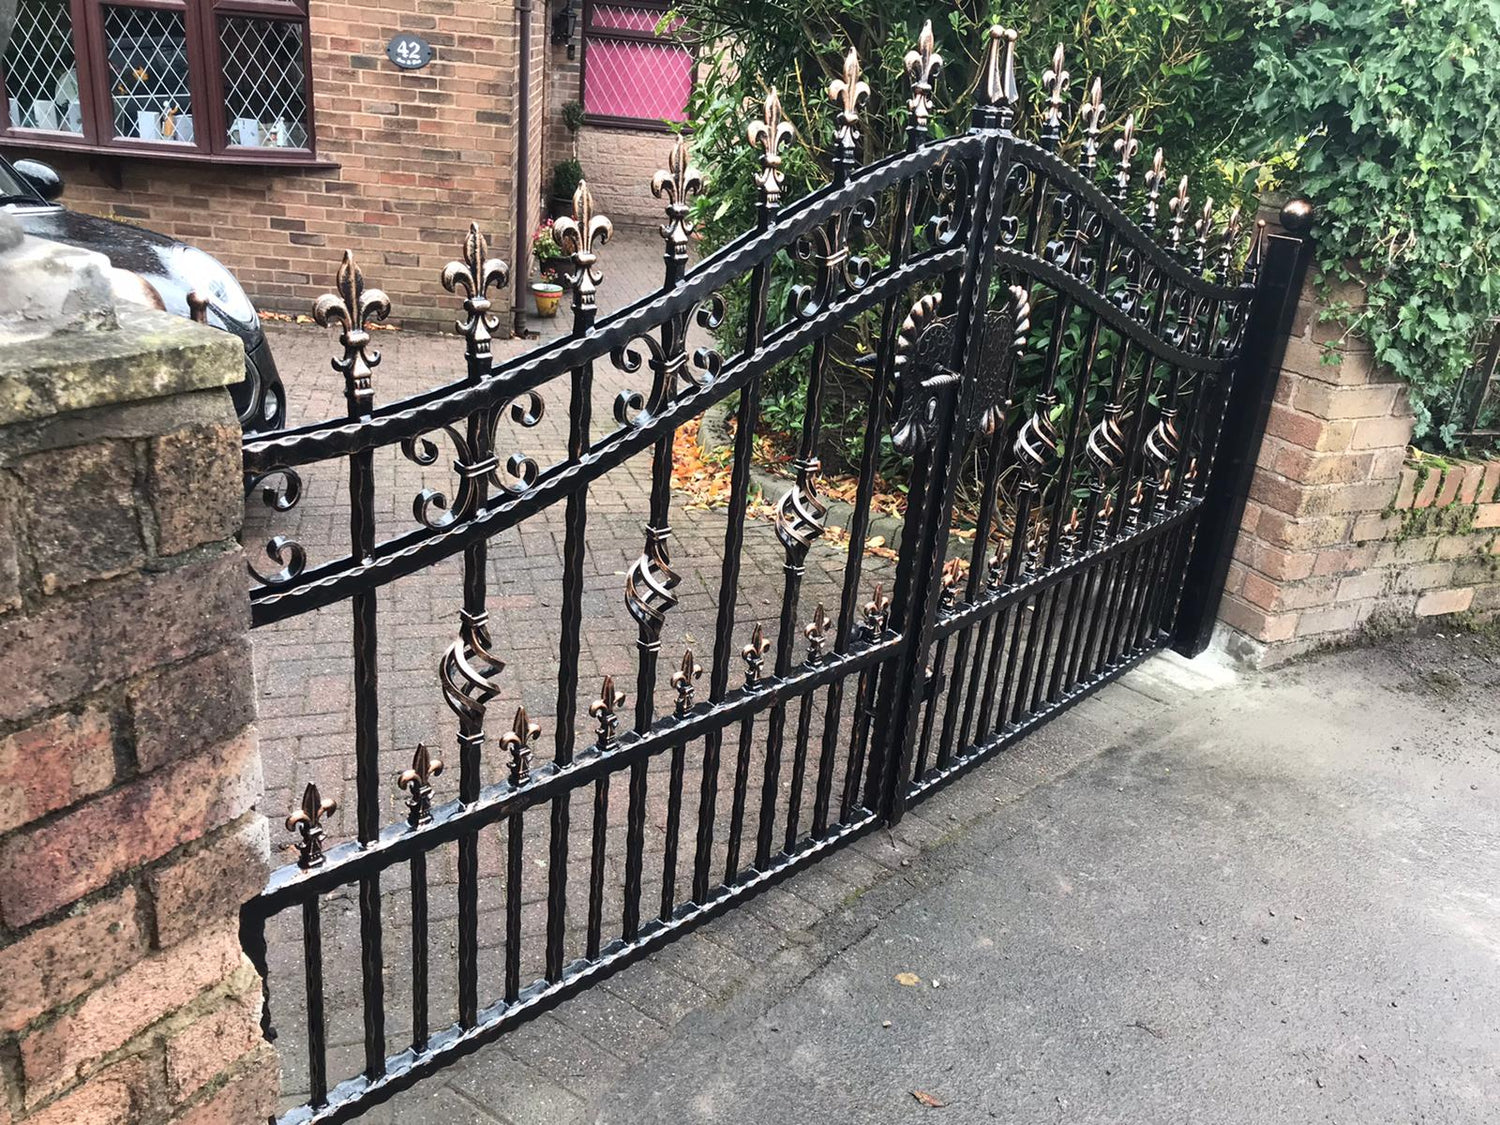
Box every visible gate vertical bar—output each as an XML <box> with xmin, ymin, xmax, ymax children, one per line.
<box><xmin>1173</xmin><ymin>201</ymin><xmax>1314</xmax><ymax>656</ymax></box>
<box><xmin>867</xmin><ymin>26</ymin><xmax>1018</xmax><ymax>825</ymax></box>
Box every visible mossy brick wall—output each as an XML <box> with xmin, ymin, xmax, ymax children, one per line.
<box><xmin>0</xmin><ymin>312</ymin><xmax>277</xmax><ymax>1123</ymax></box>
<box><xmin>1217</xmin><ymin>276</ymin><xmax>1500</xmax><ymax>665</ymax></box>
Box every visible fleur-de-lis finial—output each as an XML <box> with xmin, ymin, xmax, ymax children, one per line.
<box><xmin>553</xmin><ymin>181</ymin><xmax>613</xmax><ymax>309</ymax></box>
<box><xmin>441</xmin><ymin>223</ymin><xmax>508</xmax><ymax>363</ymax></box>
<box><xmin>287</xmin><ymin>783</ymin><xmax>337</xmax><ymax>869</ymax></box>
<box><xmin>1217</xmin><ymin>206</ymin><xmax>1244</xmax><ymax>278</ymax></box>
<box><xmin>828</xmin><ymin>48</ymin><xmax>870</xmax><ymax>176</ymax></box>
<box><xmin>397</xmin><ymin>742</ymin><xmax>444</xmax><ymax>827</ymax></box>
<box><xmin>1112</xmin><ymin>113</ymin><xmax>1139</xmax><ymax>203</ymax></box>
<box><xmin>939</xmin><ymin>558</ymin><xmax>963</xmax><ymax>608</ymax></box>
<box><xmin>1061</xmin><ymin>508</ymin><xmax>1082</xmax><ymax>557</ymax></box>
<box><xmin>1079</xmin><ymin>78</ymin><xmax>1105</xmax><ymax>174</ymax></box>
<box><xmin>904</xmin><ymin>20</ymin><xmax>943</xmax><ymax>135</ymax></box>
<box><xmin>313</xmin><ymin>250</ymin><xmax>391</xmax><ymax>417</ymax></box>
<box><xmin>805</xmin><ymin>603</ymin><xmax>830</xmax><ymax>660</ymax></box>
<box><xmin>1193</xmin><ymin>196</ymin><xmax>1215</xmax><ymax>271</ymax></box>
<box><xmin>975</xmin><ymin>25</ymin><xmax>1019</xmax><ymax>129</ymax></box>
<box><xmin>1142</xmin><ymin>148</ymin><xmax>1166</xmax><ymax>232</ymax></box>
<box><xmin>1041</xmin><ymin>43</ymin><xmax>1070</xmax><ymax>149</ymax></box>
<box><xmin>1243</xmin><ymin>218</ymin><xmax>1267</xmax><ymax>285</ymax></box>
<box><xmin>588</xmin><ymin>675</ymin><xmax>626</xmax><ymax>752</ymax></box>
<box><xmin>671</xmin><ymin>648</ymin><xmax>704</xmax><ymax>716</ymax></box>
<box><xmin>747</xmin><ymin>88</ymin><xmax>795</xmax><ymax>210</ymax></box>
<box><xmin>863</xmin><ymin>583</ymin><xmax>891</xmax><ymax>638</ymax></box>
<box><xmin>742</xmin><ymin>624</ymin><xmax>770</xmax><ymax>686</ymax></box>
<box><xmin>651</xmin><ymin>136</ymin><xmax>704</xmax><ymax>259</ymax></box>
<box><xmin>1168</xmin><ymin>175</ymin><xmax>1191</xmax><ymax>253</ymax></box>
<box><xmin>500</xmin><ymin>706</ymin><xmax>541</xmax><ymax>786</ymax></box>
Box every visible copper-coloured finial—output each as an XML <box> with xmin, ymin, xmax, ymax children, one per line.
<box><xmin>829</xmin><ymin>48</ymin><xmax>870</xmax><ymax>171</ymax></box>
<box><xmin>863</xmin><ymin>583</ymin><xmax>892</xmax><ymax>637</ymax></box>
<box><xmin>671</xmin><ymin>648</ymin><xmax>704</xmax><ymax>716</ymax></box>
<box><xmin>500</xmin><ymin>706</ymin><xmax>541</xmax><ymax>786</ymax></box>
<box><xmin>1167</xmin><ymin>175</ymin><xmax>1191</xmax><ymax>253</ymax></box>
<box><xmin>742</xmin><ymin>624</ymin><xmax>770</xmax><ymax>686</ymax></box>
<box><xmin>554</xmin><ymin>181</ymin><xmax>613</xmax><ymax>310</ymax></box>
<box><xmin>1040</xmin><ymin>43</ymin><xmax>1070</xmax><ymax>149</ymax></box>
<box><xmin>975</xmin><ymin>25</ymin><xmax>1020</xmax><ymax>128</ymax></box>
<box><xmin>939</xmin><ymin>558</ymin><xmax>963</xmax><ymax>608</ymax></box>
<box><xmin>589</xmin><ymin>675</ymin><xmax>626</xmax><ymax>752</ymax></box>
<box><xmin>441</xmin><ymin>223</ymin><xmax>508</xmax><ymax>363</ymax></box>
<box><xmin>651</xmin><ymin>136</ymin><xmax>704</xmax><ymax>259</ymax></box>
<box><xmin>1079</xmin><ymin>78</ymin><xmax>1105</xmax><ymax>174</ymax></box>
<box><xmin>397</xmin><ymin>742</ymin><xmax>444</xmax><ymax>827</ymax></box>
<box><xmin>805</xmin><ymin>603</ymin><xmax>830</xmax><ymax>660</ymax></box>
<box><xmin>1112</xmin><ymin>113</ymin><xmax>1139</xmax><ymax>204</ymax></box>
<box><xmin>747</xmin><ymin>88</ymin><xmax>796</xmax><ymax>209</ymax></box>
<box><xmin>1142</xmin><ymin>148</ymin><xmax>1166</xmax><ymax>232</ymax></box>
<box><xmin>904</xmin><ymin>20</ymin><xmax>943</xmax><ymax>134</ymax></box>
<box><xmin>313</xmin><ymin>250</ymin><xmax>391</xmax><ymax>417</ymax></box>
<box><xmin>287</xmin><ymin>783</ymin><xmax>338</xmax><ymax>869</ymax></box>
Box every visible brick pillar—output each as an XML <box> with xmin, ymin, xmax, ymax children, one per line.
<box><xmin>1218</xmin><ymin>274</ymin><xmax>1500</xmax><ymax>664</ymax></box>
<box><xmin>0</xmin><ymin>303</ymin><xmax>277</xmax><ymax>1122</ymax></box>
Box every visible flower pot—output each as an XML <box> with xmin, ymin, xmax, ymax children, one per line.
<box><xmin>531</xmin><ymin>281</ymin><xmax>564</xmax><ymax>318</ymax></box>
<box><xmin>535</xmin><ymin>258</ymin><xmax>569</xmax><ymax>288</ymax></box>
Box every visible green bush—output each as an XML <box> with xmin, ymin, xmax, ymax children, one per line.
<box><xmin>551</xmin><ymin>157</ymin><xmax>584</xmax><ymax>202</ymax></box>
<box><xmin>1248</xmin><ymin>0</ymin><xmax>1500</xmax><ymax>450</ymax></box>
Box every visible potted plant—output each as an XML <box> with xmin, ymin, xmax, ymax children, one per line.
<box><xmin>531</xmin><ymin>219</ymin><xmax>568</xmax><ymax>287</ymax></box>
<box><xmin>548</xmin><ymin>157</ymin><xmax>583</xmax><ymax>220</ymax></box>
<box><xmin>531</xmin><ymin>280</ymin><xmax>564</xmax><ymax>318</ymax></box>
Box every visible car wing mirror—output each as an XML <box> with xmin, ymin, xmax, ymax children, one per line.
<box><xmin>13</xmin><ymin>159</ymin><xmax>63</xmax><ymax>202</ymax></box>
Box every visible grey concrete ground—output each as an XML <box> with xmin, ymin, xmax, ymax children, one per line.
<box><xmin>366</xmin><ymin>627</ymin><xmax>1500</xmax><ymax>1124</ymax></box>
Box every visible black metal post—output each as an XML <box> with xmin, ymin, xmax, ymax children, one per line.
<box><xmin>1172</xmin><ymin>200</ymin><xmax>1314</xmax><ymax>657</ymax></box>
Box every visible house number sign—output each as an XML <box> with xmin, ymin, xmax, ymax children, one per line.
<box><xmin>386</xmin><ymin>34</ymin><xmax>433</xmax><ymax>70</ymax></box>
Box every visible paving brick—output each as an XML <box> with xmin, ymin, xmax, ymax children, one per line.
<box><xmin>1415</xmin><ymin>587</ymin><xmax>1475</xmax><ymax>617</ymax></box>
<box><xmin>0</xmin><ymin>886</ymin><xmax>148</xmax><ymax>1035</ymax></box>
<box><xmin>1476</xmin><ymin>503</ymin><xmax>1500</xmax><ymax>530</ymax></box>
<box><xmin>0</xmin><ymin>710</ymin><xmax>114</xmax><ymax>835</ymax></box>
<box><xmin>0</xmin><ymin>729</ymin><xmax>261</xmax><ymax>927</ymax></box>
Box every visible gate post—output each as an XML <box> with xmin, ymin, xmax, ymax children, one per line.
<box><xmin>0</xmin><ymin>232</ymin><xmax>277</xmax><ymax>1123</ymax></box>
<box><xmin>1172</xmin><ymin>200</ymin><xmax>1316</xmax><ymax>657</ymax></box>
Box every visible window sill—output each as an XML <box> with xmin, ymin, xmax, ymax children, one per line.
<box><xmin>0</xmin><ymin>131</ymin><xmax>340</xmax><ymax>170</ymax></box>
<box><xmin>581</xmin><ymin>114</ymin><xmax>690</xmax><ymax>135</ymax></box>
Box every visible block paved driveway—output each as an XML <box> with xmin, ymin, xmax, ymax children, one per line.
<box><xmin>244</xmin><ymin>228</ymin><xmax>899</xmax><ymax>1112</ymax></box>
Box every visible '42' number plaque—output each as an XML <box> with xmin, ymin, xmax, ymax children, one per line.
<box><xmin>386</xmin><ymin>34</ymin><xmax>433</xmax><ymax>70</ymax></box>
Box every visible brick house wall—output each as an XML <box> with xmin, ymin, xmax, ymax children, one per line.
<box><xmin>1215</xmin><ymin>275</ymin><xmax>1500</xmax><ymax>664</ymax></box>
<box><xmin>9</xmin><ymin>0</ymin><xmax>528</xmax><ymax>331</ymax></box>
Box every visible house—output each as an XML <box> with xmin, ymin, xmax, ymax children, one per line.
<box><xmin>0</xmin><ymin>0</ymin><xmax>693</xmax><ymax>331</ymax></box>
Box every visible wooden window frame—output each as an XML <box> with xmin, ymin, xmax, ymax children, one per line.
<box><xmin>0</xmin><ymin>0</ymin><xmax>327</xmax><ymax>165</ymax></box>
<box><xmin>578</xmin><ymin>0</ymin><xmax>694</xmax><ymax>133</ymax></box>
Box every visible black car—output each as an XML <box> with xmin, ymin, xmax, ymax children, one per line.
<box><xmin>1</xmin><ymin>154</ymin><xmax>285</xmax><ymax>432</ymax></box>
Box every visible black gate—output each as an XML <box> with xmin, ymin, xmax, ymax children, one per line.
<box><xmin>240</xmin><ymin>22</ymin><xmax>1307</xmax><ymax>1123</ymax></box>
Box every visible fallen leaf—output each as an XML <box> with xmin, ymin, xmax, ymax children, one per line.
<box><xmin>895</xmin><ymin>971</ymin><xmax>921</xmax><ymax>987</ymax></box>
<box><xmin>911</xmin><ymin>1090</ymin><xmax>946</xmax><ymax>1108</ymax></box>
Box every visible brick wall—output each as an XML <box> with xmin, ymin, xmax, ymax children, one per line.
<box><xmin>12</xmin><ymin>0</ymin><xmax>527</xmax><ymax>331</ymax></box>
<box><xmin>1216</xmin><ymin>277</ymin><xmax>1500</xmax><ymax>664</ymax></box>
<box><xmin>0</xmin><ymin>309</ymin><xmax>275</xmax><ymax>1122</ymax></box>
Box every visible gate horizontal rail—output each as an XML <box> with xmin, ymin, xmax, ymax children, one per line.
<box><xmin>239</xmin><ymin>17</ymin><xmax>1291</xmax><ymax>1124</ymax></box>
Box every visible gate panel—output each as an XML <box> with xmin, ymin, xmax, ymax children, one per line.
<box><xmin>239</xmin><ymin>23</ymin><xmax>1268</xmax><ymax>1124</ymax></box>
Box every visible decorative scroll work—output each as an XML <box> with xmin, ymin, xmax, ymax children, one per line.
<box><xmin>440</xmin><ymin>610</ymin><xmax>504</xmax><ymax>723</ymax></box>
<box><xmin>401</xmin><ymin>391</ymin><xmax>547</xmax><ymax>530</ymax></box>
<box><xmin>625</xmin><ymin>531</ymin><xmax>681</xmax><ymax>637</ymax></box>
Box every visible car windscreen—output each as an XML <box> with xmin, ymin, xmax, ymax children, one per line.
<box><xmin>0</xmin><ymin>161</ymin><xmax>38</xmax><ymax>205</ymax></box>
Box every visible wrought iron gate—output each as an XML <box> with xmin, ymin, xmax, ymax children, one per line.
<box><xmin>239</xmin><ymin>21</ymin><xmax>1306</xmax><ymax>1123</ymax></box>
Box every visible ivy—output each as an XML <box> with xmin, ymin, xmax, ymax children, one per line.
<box><xmin>1249</xmin><ymin>0</ymin><xmax>1500</xmax><ymax>449</ymax></box>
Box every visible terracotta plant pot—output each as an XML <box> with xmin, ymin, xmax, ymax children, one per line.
<box><xmin>531</xmin><ymin>281</ymin><xmax>564</xmax><ymax>318</ymax></box>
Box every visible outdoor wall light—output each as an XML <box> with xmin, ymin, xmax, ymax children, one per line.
<box><xmin>551</xmin><ymin>0</ymin><xmax>578</xmax><ymax>58</ymax></box>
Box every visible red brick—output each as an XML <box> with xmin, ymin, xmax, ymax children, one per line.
<box><xmin>164</xmin><ymin>986</ymin><xmax>263</xmax><ymax>1102</ymax></box>
<box><xmin>21</xmin><ymin>1056</ymin><xmax>146</xmax><ymax>1125</ymax></box>
<box><xmin>149</xmin><ymin>423</ymin><xmax>243</xmax><ymax>556</ymax></box>
<box><xmin>1457</xmin><ymin>462</ymin><xmax>1485</xmax><ymax>505</ymax></box>
<box><xmin>1240</xmin><ymin>571</ymin><xmax>1281</xmax><ymax>611</ymax></box>
<box><xmin>1313</xmin><ymin>543</ymin><xmax>1378</xmax><ymax>576</ymax></box>
<box><xmin>1350</xmin><ymin>415</ymin><xmax>1414</xmax><ymax>451</ymax></box>
<box><xmin>1217</xmin><ymin>594</ymin><xmax>1298</xmax><ymax>643</ymax></box>
<box><xmin>1264</xmin><ymin>404</ymin><xmax>1353</xmax><ymax>452</ymax></box>
<box><xmin>0</xmin><ymin>887</ymin><xmax>148</xmax><ymax>1035</ymax></box>
<box><xmin>1273</xmin><ymin>444</ymin><xmax>1373</xmax><ymax>486</ymax></box>
<box><xmin>0</xmin><ymin>711</ymin><xmax>114</xmax><ymax>834</ymax></box>
<box><xmin>0</xmin><ymin>551</ymin><xmax>247</xmax><ymax>725</ymax></box>
<box><xmin>1415</xmin><ymin>587</ymin><xmax>1475</xmax><ymax>617</ymax></box>
<box><xmin>15</xmin><ymin>442</ymin><xmax>143</xmax><ymax>595</ymax></box>
<box><xmin>1337</xmin><ymin>572</ymin><xmax>1388</xmax><ymax>603</ymax></box>
<box><xmin>1254</xmin><ymin>545</ymin><xmax>1316</xmax><ymax>583</ymax></box>
<box><xmin>1435</xmin><ymin>467</ymin><xmax>1464</xmax><ymax>508</ymax></box>
<box><xmin>1476</xmin><ymin>503</ymin><xmax>1500</xmax><ymax>530</ymax></box>
<box><xmin>1413</xmin><ymin>470</ymin><xmax>1442</xmax><ymax>509</ymax></box>
<box><xmin>19</xmin><ymin>929</ymin><xmax>243</xmax><ymax>1103</ymax></box>
<box><xmin>130</xmin><ymin>640</ymin><xmax>257</xmax><ymax>773</ymax></box>
<box><xmin>148</xmin><ymin>815</ymin><xmax>270</xmax><ymax>949</ymax></box>
<box><xmin>1481</xmin><ymin>461</ymin><xmax>1500</xmax><ymax>502</ymax></box>
<box><xmin>1392</xmin><ymin>467</ymin><xmax>1418</xmax><ymax>509</ymax></box>
<box><xmin>165</xmin><ymin>1044</ymin><xmax>279</xmax><ymax>1125</ymax></box>
<box><xmin>1295</xmin><ymin>601</ymin><xmax>1371</xmax><ymax>638</ymax></box>
<box><xmin>1292</xmin><ymin>380</ymin><xmax>1399</xmax><ymax>421</ymax></box>
<box><xmin>0</xmin><ymin>730</ymin><xmax>261</xmax><ymax>927</ymax></box>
